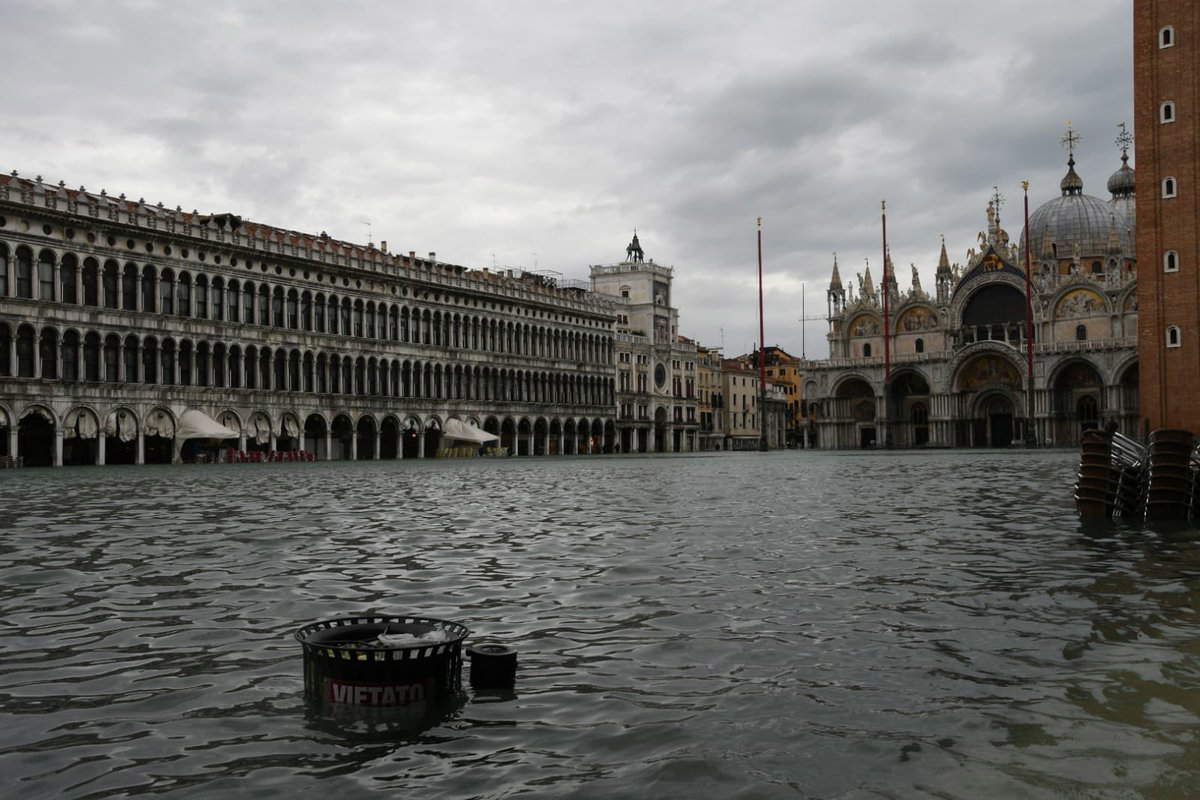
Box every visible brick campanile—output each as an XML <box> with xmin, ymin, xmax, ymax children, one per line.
<box><xmin>1136</xmin><ymin>0</ymin><xmax>1200</xmax><ymax>433</ymax></box>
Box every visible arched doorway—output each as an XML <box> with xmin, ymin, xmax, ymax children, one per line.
<box><xmin>331</xmin><ymin>415</ymin><xmax>354</xmax><ymax>460</ymax></box>
<box><xmin>604</xmin><ymin>420</ymin><xmax>616</xmax><ymax>454</ymax></box>
<box><xmin>18</xmin><ymin>408</ymin><xmax>55</xmax><ymax>467</ymax></box>
<box><xmin>954</xmin><ymin>353</ymin><xmax>1023</xmax><ymax>447</ymax></box>
<box><xmin>402</xmin><ymin>418</ymin><xmax>421</xmax><ymax>459</ymax></box>
<box><xmin>533</xmin><ymin>418</ymin><xmax>548</xmax><ymax>456</ymax></box>
<box><xmin>356</xmin><ymin>416</ymin><xmax>377</xmax><ymax>460</ymax></box>
<box><xmin>62</xmin><ymin>408</ymin><xmax>100</xmax><ymax>466</ymax></box>
<box><xmin>105</xmin><ymin>408</ymin><xmax>139</xmax><ymax>465</ymax></box>
<box><xmin>380</xmin><ymin>417</ymin><xmax>400</xmax><ymax>459</ymax></box>
<box><xmin>562</xmin><ymin>419</ymin><xmax>576</xmax><ymax>455</ymax></box>
<box><xmin>835</xmin><ymin>377</ymin><xmax>876</xmax><ymax>449</ymax></box>
<box><xmin>976</xmin><ymin>393</ymin><xmax>1015</xmax><ymax>448</ymax></box>
<box><xmin>277</xmin><ymin>413</ymin><xmax>301</xmax><ymax>452</ymax></box>
<box><xmin>305</xmin><ymin>414</ymin><xmax>328</xmax><ymax>460</ymax></box>
<box><xmin>501</xmin><ymin>418</ymin><xmax>517</xmax><ymax>455</ymax></box>
<box><xmin>891</xmin><ymin>371</ymin><xmax>931</xmax><ymax>448</ymax></box>
<box><xmin>517</xmin><ymin>418</ymin><xmax>532</xmax><ymax>456</ymax></box>
<box><xmin>653</xmin><ymin>407</ymin><xmax>667</xmax><ymax>452</ymax></box>
<box><xmin>548</xmin><ymin>419</ymin><xmax>562</xmax><ymax>455</ymax></box>
<box><xmin>1051</xmin><ymin>360</ymin><xmax>1103</xmax><ymax>446</ymax></box>
<box><xmin>424</xmin><ymin>418</ymin><xmax>441</xmax><ymax>458</ymax></box>
<box><xmin>143</xmin><ymin>408</ymin><xmax>175</xmax><ymax>464</ymax></box>
<box><xmin>592</xmin><ymin>420</ymin><xmax>605</xmax><ymax>454</ymax></box>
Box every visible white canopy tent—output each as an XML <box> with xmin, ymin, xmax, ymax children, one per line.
<box><xmin>441</xmin><ymin>418</ymin><xmax>499</xmax><ymax>445</ymax></box>
<box><xmin>174</xmin><ymin>409</ymin><xmax>241</xmax><ymax>463</ymax></box>
<box><xmin>176</xmin><ymin>409</ymin><xmax>240</xmax><ymax>441</ymax></box>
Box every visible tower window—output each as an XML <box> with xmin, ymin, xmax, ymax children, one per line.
<box><xmin>1166</xmin><ymin>325</ymin><xmax>1181</xmax><ymax>348</ymax></box>
<box><xmin>1161</xmin><ymin>101</ymin><xmax>1175</xmax><ymax>123</ymax></box>
<box><xmin>915</xmin><ymin>338</ymin><xmax>924</xmax><ymax>353</ymax></box>
<box><xmin>1075</xmin><ymin>324</ymin><xmax>1087</xmax><ymax>341</ymax></box>
<box><xmin>1164</xmin><ymin>250</ymin><xmax>1179</xmax><ymax>272</ymax></box>
<box><xmin>1160</xmin><ymin>26</ymin><xmax>1174</xmax><ymax>48</ymax></box>
<box><xmin>1163</xmin><ymin>177</ymin><xmax>1177</xmax><ymax>198</ymax></box>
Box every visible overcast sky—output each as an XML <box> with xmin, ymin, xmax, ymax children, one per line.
<box><xmin>3</xmin><ymin>1</ymin><xmax>1133</xmax><ymax>358</ymax></box>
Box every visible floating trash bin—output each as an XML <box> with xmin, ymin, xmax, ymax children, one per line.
<box><xmin>295</xmin><ymin>615</ymin><xmax>469</xmax><ymax>709</ymax></box>
<box><xmin>467</xmin><ymin>642</ymin><xmax>518</xmax><ymax>689</ymax></box>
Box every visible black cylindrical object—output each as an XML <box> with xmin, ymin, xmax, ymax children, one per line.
<box><xmin>467</xmin><ymin>642</ymin><xmax>518</xmax><ymax>689</ymax></box>
<box><xmin>295</xmin><ymin>615</ymin><xmax>469</xmax><ymax>709</ymax></box>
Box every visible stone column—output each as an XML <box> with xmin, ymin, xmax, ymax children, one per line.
<box><xmin>299</xmin><ymin>432</ymin><xmax>306</xmax><ymax>454</ymax></box>
<box><xmin>238</xmin><ymin>433</ymin><xmax>247</xmax><ymax>453</ymax></box>
<box><xmin>376</xmin><ymin>430</ymin><xmax>382</xmax><ymax>460</ymax></box>
<box><xmin>8</xmin><ymin>429</ymin><xmax>16</xmax><ymax>462</ymax></box>
<box><xmin>325</xmin><ymin>431</ymin><xmax>332</xmax><ymax>461</ymax></box>
<box><xmin>97</xmin><ymin>433</ymin><xmax>106</xmax><ymax>466</ymax></box>
<box><xmin>417</xmin><ymin>429</ymin><xmax>425</xmax><ymax>459</ymax></box>
<box><xmin>351</xmin><ymin>431</ymin><xmax>358</xmax><ymax>461</ymax></box>
<box><xmin>54</xmin><ymin>429</ymin><xmax>63</xmax><ymax>467</ymax></box>
<box><xmin>75</xmin><ymin>266</ymin><xmax>84</xmax><ymax>306</ymax></box>
<box><xmin>647</xmin><ymin>427</ymin><xmax>656</xmax><ymax>453</ymax></box>
<box><xmin>558</xmin><ymin>432</ymin><xmax>564</xmax><ymax>456</ymax></box>
<box><xmin>136</xmin><ymin>430</ymin><xmax>145</xmax><ymax>465</ymax></box>
<box><xmin>52</xmin><ymin>259</ymin><xmax>61</xmax><ymax>302</ymax></box>
<box><xmin>528</xmin><ymin>430</ymin><xmax>534</xmax><ymax>456</ymax></box>
<box><xmin>32</xmin><ymin>333</ymin><xmax>40</xmax><ymax>379</ymax></box>
<box><xmin>269</xmin><ymin>431</ymin><xmax>277</xmax><ymax>453</ymax></box>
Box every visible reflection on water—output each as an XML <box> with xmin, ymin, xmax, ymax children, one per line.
<box><xmin>0</xmin><ymin>451</ymin><xmax>1197</xmax><ymax>798</ymax></box>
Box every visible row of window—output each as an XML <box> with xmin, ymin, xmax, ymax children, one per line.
<box><xmin>0</xmin><ymin>246</ymin><xmax>614</xmax><ymax>364</ymax></box>
<box><xmin>0</xmin><ymin>324</ymin><xmax>614</xmax><ymax>406</ymax></box>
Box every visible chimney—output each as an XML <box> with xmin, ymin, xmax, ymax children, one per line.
<box><xmin>380</xmin><ymin>240</ymin><xmax>387</xmax><ymax>253</ymax></box>
<box><xmin>429</xmin><ymin>251</ymin><xmax>436</xmax><ymax>262</ymax></box>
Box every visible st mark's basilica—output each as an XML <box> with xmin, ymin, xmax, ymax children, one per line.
<box><xmin>805</xmin><ymin>131</ymin><xmax>1139</xmax><ymax>449</ymax></box>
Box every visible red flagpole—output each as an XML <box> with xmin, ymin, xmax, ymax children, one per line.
<box><xmin>1022</xmin><ymin>181</ymin><xmax>1036</xmax><ymax>446</ymax></box>
<box><xmin>757</xmin><ymin>217</ymin><xmax>768</xmax><ymax>451</ymax></box>
<box><xmin>881</xmin><ymin>201</ymin><xmax>890</xmax><ymax>385</ymax></box>
<box><xmin>881</xmin><ymin>201</ymin><xmax>890</xmax><ymax>447</ymax></box>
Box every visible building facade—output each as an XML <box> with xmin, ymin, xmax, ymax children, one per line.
<box><xmin>696</xmin><ymin>344</ymin><xmax>725</xmax><ymax>450</ymax></box>
<box><xmin>721</xmin><ymin>358</ymin><xmax>762</xmax><ymax>449</ymax></box>
<box><xmin>0</xmin><ymin>172</ymin><xmax>619</xmax><ymax>466</ymax></box>
<box><xmin>591</xmin><ymin>235</ymin><xmax>699</xmax><ymax>452</ymax></box>
<box><xmin>1136</xmin><ymin>0</ymin><xmax>1200</xmax><ymax>433</ymax></box>
<box><xmin>806</xmin><ymin>144</ymin><xmax>1139</xmax><ymax>449</ymax></box>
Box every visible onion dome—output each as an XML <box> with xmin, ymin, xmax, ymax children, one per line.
<box><xmin>1020</xmin><ymin>151</ymin><xmax>1133</xmax><ymax>259</ymax></box>
<box><xmin>1107</xmin><ymin>152</ymin><xmax>1135</xmax><ymax>198</ymax></box>
<box><xmin>1060</xmin><ymin>155</ymin><xmax>1084</xmax><ymax>196</ymax></box>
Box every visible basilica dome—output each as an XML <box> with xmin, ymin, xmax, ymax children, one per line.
<box><xmin>1019</xmin><ymin>155</ymin><xmax>1133</xmax><ymax>259</ymax></box>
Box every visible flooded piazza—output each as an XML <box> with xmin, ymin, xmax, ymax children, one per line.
<box><xmin>1</xmin><ymin>450</ymin><xmax>1198</xmax><ymax>799</ymax></box>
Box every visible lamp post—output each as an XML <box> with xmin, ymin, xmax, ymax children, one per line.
<box><xmin>1022</xmin><ymin>180</ymin><xmax>1037</xmax><ymax>447</ymax></box>
<box><xmin>757</xmin><ymin>217</ymin><xmax>768</xmax><ymax>452</ymax></box>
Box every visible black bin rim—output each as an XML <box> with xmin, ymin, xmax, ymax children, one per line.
<box><xmin>295</xmin><ymin>614</ymin><xmax>470</xmax><ymax>654</ymax></box>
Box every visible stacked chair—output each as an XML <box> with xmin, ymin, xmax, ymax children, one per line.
<box><xmin>1075</xmin><ymin>428</ymin><xmax>1200</xmax><ymax>523</ymax></box>
<box><xmin>1074</xmin><ymin>429</ymin><xmax>1146</xmax><ymax>520</ymax></box>
<box><xmin>1143</xmin><ymin>429</ymin><xmax>1198</xmax><ymax>522</ymax></box>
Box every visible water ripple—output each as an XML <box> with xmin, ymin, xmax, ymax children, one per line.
<box><xmin>0</xmin><ymin>451</ymin><xmax>1197</xmax><ymax>798</ymax></box>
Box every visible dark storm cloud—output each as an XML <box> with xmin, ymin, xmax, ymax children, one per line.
<box><xmin>0</xmin><ymin>0</ymin><xmax>1132</xmax><ymax>358</ymax></box>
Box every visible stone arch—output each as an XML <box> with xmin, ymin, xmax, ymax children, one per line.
<box><xmin>18</xmin><ymin>404</ymin><xmax>57</xmax><ymax>467</ymax></box>
<box><xmin>380</xmin><ymin>414</ymin><xmax>401</xmax><ymax>459</ymax></box>
<box><xmin>103</xmin><ymin>406</ymin><xmax>140</xmax><ymax>465</ymax></box>
<box><xmin>356</xmin><ymin>413</ymin><xmax>378</xmax><ymax>460</ymax></box>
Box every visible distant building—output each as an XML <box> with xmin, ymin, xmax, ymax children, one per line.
<box><xmin>0</xmin><ymin>172</ymin><xmax>619</xmax><ymax>465</ymax></box>
<box><xmin>805</xmin><ymin>140</ymin><xmax>1138</xmax><ymax>449</ymax></box>
<box><xmin>1135</xmin><ymin>0</ymin><xmax>1200</xmax><ymax>433</ymax></box>
<box><xmin>590</xmin><ymin>234</ymin><xmax>699</xmax><ymax>452</ymax></box>
<box><xmin>696</xmin><ymin>344</ymin><xmax>725</xmax><ymax>450</ymax></box>
<box><xmin>737</xmin><ymin>345</ymin><xmax>804</xmax><ymax>446</ymax></box>
<box><xmin>721</xmin><ymin>358</ymin><xmax>761</xmax><ymax>450</ymax></box>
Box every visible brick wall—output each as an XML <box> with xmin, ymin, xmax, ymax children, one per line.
<box><xmin>1136</xmin><ymin>0</ymin><xmax>1200</xmax><ymax>432</ymax></box>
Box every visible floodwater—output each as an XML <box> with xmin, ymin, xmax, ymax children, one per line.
<box><xmin>0</xmin><ymin>451</ymin><xmax>1197</xmax><ymax>799</ymax></box>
